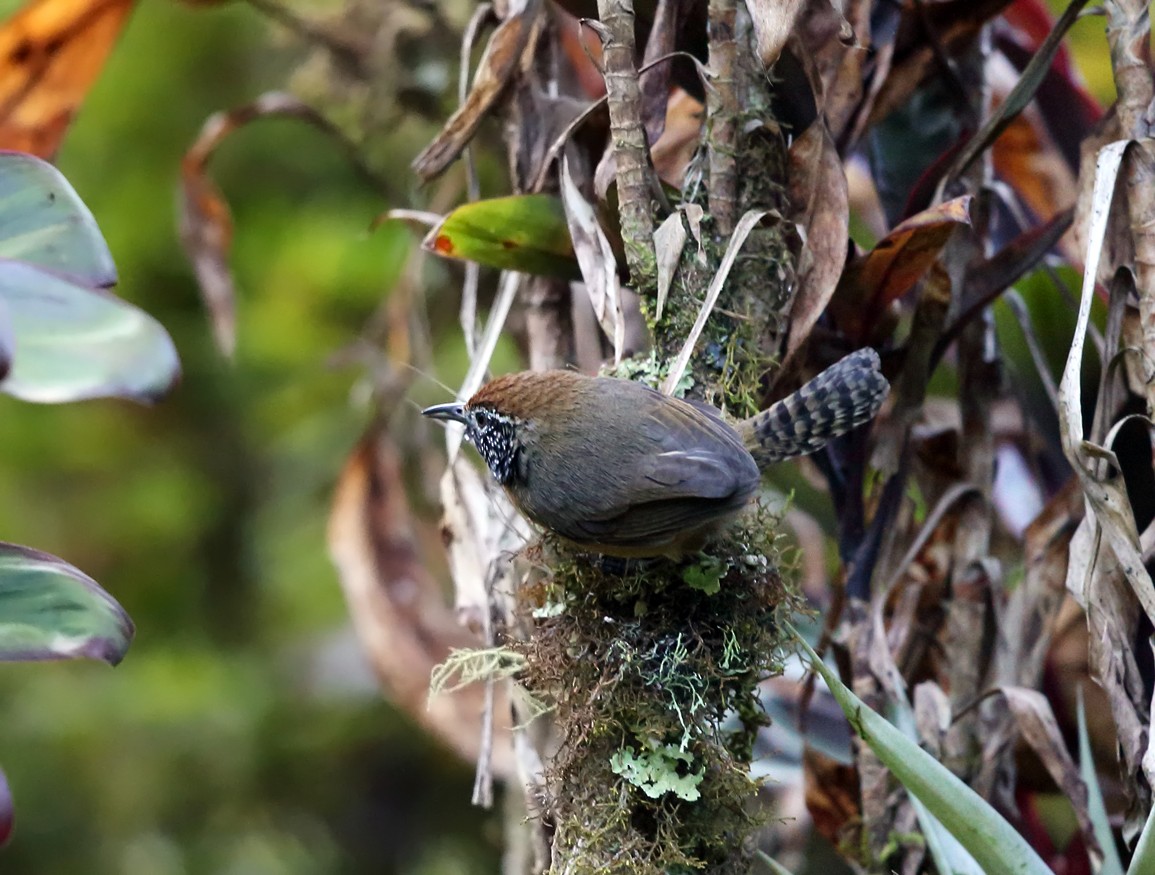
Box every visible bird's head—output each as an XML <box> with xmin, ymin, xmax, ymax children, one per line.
<box><xmin>422</xmin><ymin>396</ymin><xmax>523</xmax><ymax>485</ymax></box>
<box><xmin>422</xmin><ymin>370</ymin><xmax>591</xmax><ymax>484</ymax></box>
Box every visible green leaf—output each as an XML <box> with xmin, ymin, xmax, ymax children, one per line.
<box><xmin>682</xmin><ymin>554</ymin><xmax>727</xmax><ymax>595</ymax></box>
<box><xmin>0</xmin><ymin>152</ymin><xmax>116</xmax><ymax>286</ymax></box>
<box><xmin>1130</xmin><ymin>793</ymin><xmax>1155</xmax><ymax>875</ymax></box>
<box><xmin>0</xmin><ymin>542</ymin><xmax>133</xmax><ymax>665</ymax></box>
<box><xmin>790</xmin><ymin>625</ymin><xmax>1052</xmax><ymax>875</ymax></box>
<box><xmin>0</xmin><ymin>153</ymin><xmax>180</xmax><ymax>403</ymax></box>
<box><xmin>753</xmin><ymin>850</ymin><xmax>795</xmax><ymax>875</ymax></box>
<box><xmin>0</xmin><ymin>261</ymin><xmax>180</xmax><ymax>403</ymax></box>
<box><xmin>422</xmin><ymin>194</ymin><xmax>582</xmax><ymax>280</ymax></box>
<box><xmin>1076</xmin><ymin>688</ymin><xmax>1125</xmax><ymax>874</ymax></box>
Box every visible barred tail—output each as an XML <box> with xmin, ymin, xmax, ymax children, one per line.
<box><xmin>740</xmin><ymin>349</ymin><xmax>889</xmax><ymax>465</ymax></box>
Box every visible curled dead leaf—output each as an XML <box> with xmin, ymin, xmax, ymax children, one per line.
<box><xmin>179</xmin><ymin>92</ymin><xmax>378</xmax><ymax>358</ymax></box>
<box><xmin>652</xmin><ymin>210</ymin><xmax>686</xmax><ymax>321</ymax></box>
<box><xmin>412</xmin><ymin>4</ymin><xmax>541</xmax><ymax>181</ymax></box>
<box><xmin>803</xmin><ymin>746</ymin><xmax>860</xmax><ymax>847</ymax></box>
<box><xmin>783</xmin><ymin>120</ymin><xmax>848</xmax><ymax>364</ymax></box>
<box><xmin>979</xmin><ymin>686</ymin><xmax>1100</xmax><ymax>859</ymax></box>
<box><xmin>745</xmin><ymin>0</ymin><xmax>806</xmax><ymax>67</ymax></box>
<box><xmin>833</xmin><ymin>195</ymin><xmax>972</xmax><ymax>343</ymax></box>
<box><xmin>560</xmin><ymin>157</ymin><xmax>624</xmax><ymax>362</ymax></box>
<box><xmin>327</xmin><ymin>429</ymin><xmax>514</xmax><ymax>776</ymax></box>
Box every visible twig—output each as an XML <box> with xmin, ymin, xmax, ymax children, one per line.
<box><xmin>459</xmin><ymin>4</ymin><xmax>496</xmax><ymax>358</ymax></box>
<box><xmin>593</xmin><ymin>0</ymin><xmax>656</xmax><ymax>284</ymax></box>
<box><xmin>661</xmin><ymin>209</ymin><xmax>768</xmax><ymax>394</ymax></box>
<box><xmin>448</xmin><ymin>271</ymin><xmax>523</xmax><ymax>461</ymax></box>
<box><xmin>529</xmin><ymin>50</ymin><xmax>704</xmax><ymax>193</ymax></box>
<box><xmin>245</xmin><ymin>0</ymin><xmax>366</xmax><ymax>73</ymax></box>
<box><xmin>706</xmin><ymin>0</ymin><xmax>738</xmax><ymax>235</ymax></box>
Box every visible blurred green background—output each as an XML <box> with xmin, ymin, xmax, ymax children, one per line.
<box><xmin>0</xmin><ymin>0</ymin><xmax>1116</xmax><ymax>872</ymax></box>
<box><xmin>0</xmin><ymin>1</ymin><xmax>501</xmax><ymax>873</ymax></box>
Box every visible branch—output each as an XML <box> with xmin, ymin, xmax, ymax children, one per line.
<box><xmin>592</xmin><ymin>0</ymin><xmax>656</xmax><ymax>285</ymax></box>
<box><xmin>706</xmin><ymin>0</ymin><xmax>738</xmax><ymax>235</ymax></box>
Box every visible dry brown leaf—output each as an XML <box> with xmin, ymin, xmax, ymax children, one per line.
<box><xmin>652</xmin><ymin>210</ymin><xmax>686</xmax><ymax>320</ymax></box>
<box><xmin>833</xmin><ymin>195</ymin><xmax>972</xmax><ymax>343</ymax></box>
<box><xmin>792</xmin><ymin>0</ymin><xmax>865</xmax><ymax>137</ymax></box>
<box><xmin>179</xmin><ymin>92</ymin><xmax>354</xmax><ymax>358</ymax></box>
<box><xmin>998</xmin><ymin>479</ymin><xmax>1081</xmax><ymax>690</ymax></box>
<box><xmin>1059</xmin><ymin>140</ymin><xmax>1155</xmax><ymax>628</ymax></box>
<box><xmin>1046</xmin><ymin>596</ymin><xmax>1124</xmax><ymax>796</ymax></box>
<box><xmin>1060</xmin><ymin>140</ymin><xmax>1155</xmax><ymax>803</ymax></box>
<box><xmin>985</xmin><ymin>687</ymin><xmax>1100</xmax><ymax>859</ymax></box>
<box><xmin>560</xmin><ymin>156</ymin><xmax>624</xmax><ymax>362</ymax></box>
<box><xmin>1069</xmin><ymin>111</ymin><xmax>1126</xmax><ymax>277</ymax></box>
<box><xmin>412</xmin><ymin>3</ymin><xmax>540</xmax><ymax>182</ymax></box>
<box><xmin>0</xmin><ymin>0</ymin><xmax>134</xmax><ymax>159</ymax></box>
<box><xmin>912</xmin><ymin>681</ymin><xmax>951</xmax><ymax>759</ymax></box>
<box><xmin>746</xmin><ymin>0</ymin><xmax>807</xmax><ymax>68</ymax></box>
<box><xmin>803</xmin><ymin>746</ymin><xmax>860</xmax><ymax>847</ymax></box>
<box><xmin>327</xmin><ymin>430</ymin><xmax>514</xmax><ymax>776</ymax></box>
<box><xmin>784</xmin><ymin>120</ymin><xmax>848</xmax><ymax>364</ymax></box>
<box><xmin>651</xmin><ymin>87</ymin><xmax>703</xmax><ymax>187</ymax></box>
<box><xmin>1066</xmin><ymin>516</ymin><xmax>1150</xmax><ymax>789</ymax></box>
<box><xmin>638</xmin><ymin>0</ymin><xmax>683</xmax><ymax>144</ymax></box>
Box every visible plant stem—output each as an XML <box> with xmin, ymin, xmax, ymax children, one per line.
<box><xmin>706</xmin><ymin>0</ymin><xmax>738</xmax><ymax>236</ymax></box>
<box><xmin>595</xmin><ymin>0</ymin><xmax>657</xmax><ymax>286</ymax></box>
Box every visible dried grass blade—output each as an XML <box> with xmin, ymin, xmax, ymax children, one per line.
<box><xmin>1058</xmin><ymin>139</ymin><xmax>1155</xmax><ymax>626</ymax></box>
<box><xmin>661</xmin><ymin>209</ymin><xmax>768</xmax><ymax>395</ymax></box>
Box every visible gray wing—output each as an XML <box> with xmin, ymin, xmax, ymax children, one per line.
<box><xmin>520</xmin><ymin>384</ymin><xmax>760</xmax><ymax>549</ymax></box>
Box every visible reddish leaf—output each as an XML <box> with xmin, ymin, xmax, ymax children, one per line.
<box><xmin>0</xmin><ymin>0</ymin><xmax>135</xmax><ymax>159</ymax></box>
<box><xmin>552</xmin><ymin>2</ymin><xmax>605</xmax><ymax>100</ymax></box>
<box><xmin>992</xmin><ymin>111</ymin><xmax>1077</xmax><ymax>224</ymax></box>
<box><xmin>835</xmin><ymin>195</ymin><xmax>972</xmax><ymax>340</ymax></box>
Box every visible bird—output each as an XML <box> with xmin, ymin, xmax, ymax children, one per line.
<box><xmin>423</xmin><ymin>349</ymin><xmax>889</xmax><ymax>558</ymax></box>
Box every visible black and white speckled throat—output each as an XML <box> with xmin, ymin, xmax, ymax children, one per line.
<box><xmin>467</xmin><ymin>407</ymin><xmax>522</xmax><ymax>485</ymax></box>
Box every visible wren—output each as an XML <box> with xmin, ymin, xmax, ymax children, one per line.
<box><xmin>423</xmin><ymin>348</ymin><xmax>889</xmax><ymax>558</ymax></box>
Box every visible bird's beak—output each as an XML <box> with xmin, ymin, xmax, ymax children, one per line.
<box><xmin>422</xmin><ymin>402</ymin><xmax>469</xmax><ymax>425</ymax></box>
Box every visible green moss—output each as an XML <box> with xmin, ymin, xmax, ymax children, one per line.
<box><xmin>640</xmin><ymin>131</ymin><xmax>792</xmax><ymax>421</ymax></box>
<box><xmin>515</xmin><ymin>501</ymin><xmax>800</xmax><ymax>873</ymax></box>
